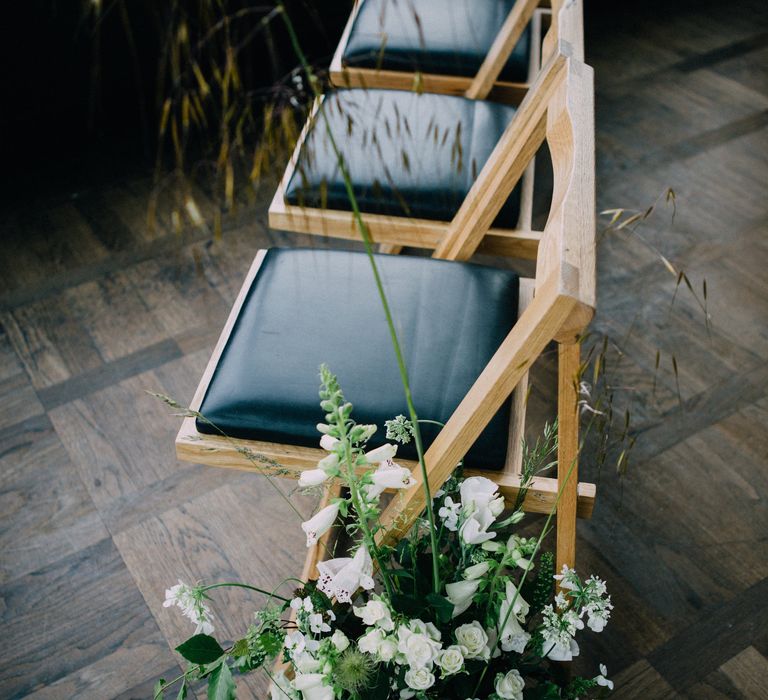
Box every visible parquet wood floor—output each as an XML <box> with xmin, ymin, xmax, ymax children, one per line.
<box><xmin>1</xmin><ymin>0</ymin><xmax>767</xmax><ymax>697</ymax></box>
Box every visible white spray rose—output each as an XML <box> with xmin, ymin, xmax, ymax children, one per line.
<box><xmin>495</xmin><ymin>669</ymin><xmax>525</xmax><ymax>700</ymax></box>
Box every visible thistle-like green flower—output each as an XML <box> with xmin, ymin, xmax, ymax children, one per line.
<box><xmin>333</xmin><ymin>648</ymin><xmax>375</xmax><ymax>692</ymax></box>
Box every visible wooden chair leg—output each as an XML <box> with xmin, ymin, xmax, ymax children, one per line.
<box><xmin>556</xmin><ymin>341</ymin><xmax>580</xmax><ymax>573</ymax></box>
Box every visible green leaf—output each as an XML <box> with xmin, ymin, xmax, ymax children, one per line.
<box><xmin>426</xmin><ymin>592</ymin><xmax>454</xmax><ymax>624</ymax></box>
<box><xmin>176</xmin><ymin>680</ymin><xmax>188</xmax><ymax>700</ymax></box>
<box><xmin>176</xmin><ymin>634</ymin><xmax>225</xmax><ymax>665</ymax></box>
<box><xmin>154</xmin><ymin>679</ymin><xmax>166</xmax><ymax>700</ymax></box>
<box><xmin>207</xmin><ymin>661</ymin><xmax>236</xmax><ymax>700</ymax></box>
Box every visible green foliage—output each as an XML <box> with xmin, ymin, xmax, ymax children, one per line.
<box><xmin>207</xmin><ymin>661</ymin><xmax>236</xmax><ymax>700</ymax></box>
<box><xmin>176</xmin><ymin>634</ymin><xmax>225</xmax><ymax>665</ymax></box>
<box><xmin>565</xmin><ymin>677</ymin><xmax>599</xmax><ymax>698</ymax></box>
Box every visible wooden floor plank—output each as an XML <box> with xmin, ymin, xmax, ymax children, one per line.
<box><xmin>0</xmin><ymin>416</ymin><xmax>108</xmax><ymax>584</ymax></box>
<box><xmin>0</xmin><ymin>538</ymin><xmax>169</xmax><ymax>699</ymax></box>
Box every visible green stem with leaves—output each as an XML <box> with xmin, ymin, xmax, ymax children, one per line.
<box><xmin>277</xmin><ymin>3</ymin><xmax>440</xmax><ymax>593</ymax></box>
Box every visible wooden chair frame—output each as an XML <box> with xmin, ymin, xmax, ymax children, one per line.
<box><xmin>178</xmin><ymin>48</ymin><xmax>596</xmax><ymax>575</ymax></box>
<box><xmin>269</xmin><ymin>1</ymin><xmax>584</xmax><ymax>261</ymax></box>
<box><xmin>329</xmin><ymin>0</ymin><xmax>549</xmax><ymax>104</ymax></box>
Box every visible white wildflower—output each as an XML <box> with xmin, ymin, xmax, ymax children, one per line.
<box><xmin>438</xmin><ymin>496</ymin><xmax>462</xmax><ymax>531</ymax></box>
<box><xmin>163</xmin><ymin>579</ymin><xmax>214</xmax><ymax>635</ymax></box>
<box><xmin>595</xmin><ymin>664</ymin><xmax>614</xmax><ymax>690</ymax></box>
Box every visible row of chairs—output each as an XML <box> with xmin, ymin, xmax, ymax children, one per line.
<box><xmin>176</xmin><ymin>0</ymin><xmax>596</xmax><ymax>580</ymax></box>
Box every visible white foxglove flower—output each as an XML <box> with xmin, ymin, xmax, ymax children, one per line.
<box><xmin>595</xmin><ymin>664</ymin><xmax>614</xmax><ymax>690</ymax></box>
<box><xmin>460</xmin><ymin>517</ymin><xmax>497</xmax><ymax>545</ymax></box>
<box><xmin>316</xmin><ymin>545</ymin><xmax>374</xmax><ymax>602</ymax></box>
<box><xmin>298</xmin><ymin>469</ymin><xmax>330</xmax><ymax>488</ymax></box>
<box><xmin>301</xmin><ymin>503</ymin><xmax>340</xmax><ymax>547</ymax></box>
<box><xmin>404</xmin><ymin>667</ymin><xmax>435</xmax><ymax>691</ymax></box>
<box><xmin>463</xmin><ymin>561</ymin><xmax>490</xmax><ymax>580</ymax></box>
<box><xmin>446</xmin><ymin>579</ymin><xmax>480</xmax><ymax>617</ymax></box>
<box><xmin>365</xmin><ymin>461</ymin><xmax>415</xmax><ymax>498</ymax></box>
<box><xmin>495</xmin><ymin>669</ymin><xmax>525</xmax><ymax>700</ymax></box>
<box><xmin>292</xmin><ymin>673</ymin><xmax>333</xmax><ymax>700</ymax></box>
<box><xmin>319</xmin><ymin>434</ymin><xmax>339</xmax><ymax>451</ymax></box>
<box><xmin>454</xmin><ymin>622</ymin><xmax>489</xmax><ymax>660</ymax></box>
<box><xmin>498</xmin><ymin>582</ymin><xmax>531</xmax><ymax>653</ymax></box>
<box><xmin>460</xmin><ymin>477</ymin><xmax>502</xmax><ymax>516</ymax></box>
<box><xmin>317</xmin><ymin>453</ymin><xmax>339</xmax><ymax>472</ymax></box>
<box><xmin>364</xmin><ymin>443</ymin><xmax>397</xmax><ymax>464</ymax></box>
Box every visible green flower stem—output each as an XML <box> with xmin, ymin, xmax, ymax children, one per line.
<box><xmin>337</xmin><ymin>416</ymin><xmax>395</xmax><ymax>598</ymax></box>
<box><xmin>277</xmin><ymin>4</ymin><xmax>440</xmax><ymax>594</ymax></box>
<box><xmin>200</xmin><ymin>582</ymin><xmax>290</xmax><ymax>602</ymax></box>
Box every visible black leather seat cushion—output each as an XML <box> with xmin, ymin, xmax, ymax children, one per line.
<box><xmin>197</xmin><ymin>248</ymin><xmax>519</xmax><ymax>470</ymax></box>
<box><xmin>342</xmin><ymin>0</ymin><xmax>531</xmax><ymax>83</ymax></box>
<box><xmin>284</xmin><ymin>89</ymin><xmax>521</xmax><ymax>228</ymax></box>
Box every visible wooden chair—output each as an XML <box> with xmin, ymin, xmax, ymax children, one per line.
<box><xmin>330</xmin><ymin>0</ymin><xmax>548</xmax><ymax>104</ymax></box>
<box><xmin>177</xmin><ymin>50</ymin><xmax>596</xmax><ymax>575</ymax></box>
<box><xmin>268</xmin><ymin>1</ymin><xmax>584</xmax><ymax>261</ymax></box>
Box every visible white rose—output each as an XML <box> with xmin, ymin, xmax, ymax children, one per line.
<box><xmin>454</xmin><ymin>622</ymin><xmax>489</xmax><ymax>659</ymax></box>
<box><xmin>436</xmin><ymin>645</ymin><xmax>465</xmax><ymax>676</ymax></box>
<box><xmin>330</xmin><ymin>630</ymin><xmax>349</xmax><ymax>651</ymax></box>
<box><xmin>358</xmin><ymin>628</ymin><xmax>385</xmax><ymax>654</ymax></box>
<box><xmin>397</xmin><ymin>626</ymin><xmax>441</xmax><ymax>669</ymax></box>
<box><xmin>495</xmin><ymin>669</ymin><xmax>525</xmax><ymax>700</ymax></box>
<box><xmin>378</xmin><ymin>638</ymin><xmax>397</xmax><ymax>662</ymax></box>
<box><xmin>293</xmin><ymin>651</ymin><xmax>321</xmax><ymax>673</ymax></box>
<box><xmin>404</xmin><ymin>667</ymin><xmax>436</xmax><ymax>691</ymax></box>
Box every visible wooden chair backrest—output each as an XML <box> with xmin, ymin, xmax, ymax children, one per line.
<box><xmin>376</xmin><ymin>47</ymin><xmax>595</xmax><ymax>544</ymax></box>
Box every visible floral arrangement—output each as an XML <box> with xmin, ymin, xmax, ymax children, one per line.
<box><xmin>156</xmin><ymin>367</ymin><xmax>614</xmax><ymax>700</ymax></box>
